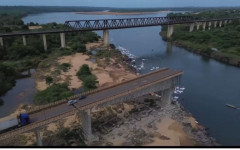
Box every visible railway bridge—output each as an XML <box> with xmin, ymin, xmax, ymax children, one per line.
<box><xmin>0</xmin><ymin>16</ymin><xmax>239</xmax><ymax>51</ymax></box>
<box><xmin>0</xmin><ymin>68</ymin><xmax>183</xmax><ymax>146</ymax></box>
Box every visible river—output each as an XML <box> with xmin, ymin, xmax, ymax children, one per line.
<box><xmin>18</xmin><ymin>12</ymin><xmax>240</xmax><ymax>145</ymax></box>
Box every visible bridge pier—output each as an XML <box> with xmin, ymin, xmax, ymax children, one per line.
<box><xmin>34</xmin><ymin>129</ymin><xmax>43</xmax><ymax>146</ymax></box>
<box><xmin>229</xmin><ymin>20</ymin><xmax>232</xmax><ymax>24</ymax></box>
<box><xmin>202</xmin><ymin>22</ymin><xmax>206</xmax><ymax>31</ymax></box>
<box><xmin>161</xmin><ymin>88</ymin><xmax>174</xmax><ymax>106</ymax></box>
<box><xmin>208</xmin><ymin>22</ymin><xmax>212</xmax><ymax>30</ymax></box>
<box><xmin>42</xmin><ymin>34</ymin><xmax>47</xmax><ymax>51</ymax></box>
<box><xmin>0</xmin><ymin>37</ymin><xmax>3</xmax><ymax>47</ymax></box>
<box><xmin>103</xmin><ymin>30</ymin><xmax>109</xmax><ymax>47</ymax></box>
<box><xmin>80</xmin><ymin>109</ymin><xmax>93</xmax><ymax>141</ymax></box>
<box><xmin>224</xmin><ymin>20</ymin><xmax>228</xmax><ymax>26</ymax></box>
<box><xmin>60</xmin><ymin>33</ymin><xmax>66</xmax><ymax>48</ymax></box>
<box><xmin>196</xmin><ymin>22</ymin><xmax>200</xmax><ymax>30</ymax></box>
<box><xmin>189</xmin><ymin>23</ymin><xmax>195</xmax><ymax>32</ymax></box>
<box><xmin>22</xmin><ymin>35</ymin><xmax>27</xmax><ymax>46</ymax></box>
<box><xmin>214</xmin><ymin>21</ymin><xmax>217</xmax><ymax>28</ymax></box>
<box><xmin>167</xmin><ymin>25</ymin><xmax>174</xmax><ymax>38</ymax></box>
<box><xmin>219</xmin><ymin>21</ymin><xmax>222</xmax><ymax>27</ymax></box>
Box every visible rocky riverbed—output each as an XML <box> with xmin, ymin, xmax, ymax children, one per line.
<box><xmin>89</xmin><ymin>94</ymin><xmax>219</xmax><ymax>146</ymax></box>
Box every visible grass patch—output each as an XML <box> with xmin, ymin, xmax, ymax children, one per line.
<box><xmin>33</xmin><ymin>83</ymin><xmax>73</xmax><ymax>105</ymax></box>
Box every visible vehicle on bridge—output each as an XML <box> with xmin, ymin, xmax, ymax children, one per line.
<box><xmin>0</xmin><ymin>113</ymin><xmax>30</xmax><ymax>133</ymax></box>
<box><xmin>78</xmin><ymin>95</ymin><xmax>86</xmax><ymax>100</ymax></box>
<box><xmin>67</xmin><ymin>99</ymin><xmax>77</xmax><ymax>105</ymax></box>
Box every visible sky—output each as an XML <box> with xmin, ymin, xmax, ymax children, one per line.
<box><xmin>1</xmin><ymin>0</ymin><xmax>240</xmax><ymax>8</ymax></box>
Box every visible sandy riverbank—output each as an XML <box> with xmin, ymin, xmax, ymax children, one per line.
<box><xmin>75</xmin><ymin>11</ymin><xmax>170</xmax><ymax>15</ymax></box>
<box><xmin>34</xmin><ymin>40</ymin><xmax>137</xmax><ymax>91</ymax></box>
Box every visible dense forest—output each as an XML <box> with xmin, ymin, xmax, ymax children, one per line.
<box><xmin>161</xmin><ymin>10</ymin><xmax>240</xmax><ymax>67</ymax></box>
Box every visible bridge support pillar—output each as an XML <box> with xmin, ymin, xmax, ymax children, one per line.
<box><xmin>189</xmin><ymin>23</ymin><xmax>195</xmax><ymax>32</ymax></box>
<box><xmin>196</xmin><ymin>22</ymin><xmax>200</xmax><ymax>30</ymax></box>
<box><xmin>103</xmin><ymin>30</ymin><xmax>109</xmax><ymax>47</ymax></box>
<box><xmin>60</xmin><ymin>33</ymin><xmax>66</xmax><ymax>48</ymax></box>
<box><xmin>0</xmin><ymin>37</ymin><xmax>3</xmax><ymax>47</ymax></box>
<box><xmin>208</xmin><ymin>22</ymin><xmax>212</xmax><ymax>30</ymax></box>
<box><xmin>214</xmin><ymin>21</ymin><xmax>217</xmax><ymax>28</ymax></box>
<box><xmin>229</xmin><ymin>20</ymin><xmax>232</xmax><ymax>24</ymax></box>
<box><xmin>224</xmin><ymin>20</ymin><xmax>228</xmax><ymax>26</ymax></box>
<box><xmin>167</xmin><ymin>25</ymin><xmax>174</xmax><ymax>38</ymax></box>
<box><xmin>219</xmin><ymin>21</ymin><xmax>222</xmax><ymax>27</ymax></box>
<box><xmin>80</xmin><ymin>109</ymin><xmax>93</xmax><ymax>141</ymax></box>
<box><xmin>202</xmin><ymin>22</ymin><xmax>206</xmax><ymax>31</ymax></box>
<box><xmin>161</xmin><ymin>88</ymin><xmax>174</xmax><ymax>106</ymax></box>
<box><xmin>42</xmin><ymin>34</ymin><xmax>47</xmax><ymax>51</ymax></box>
<box><xmin>22</xmin><ymin>35</ymin><xmax>27</xmax><ymax>46</ymax></box>
<box><xmin>34</xmin><ymin>129</ymin><xmax>43</xmax><ymax>146</ymax></box>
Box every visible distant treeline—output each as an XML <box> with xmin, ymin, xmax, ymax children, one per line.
<box><xmin>161</xmin><ymin>10</ymin><xmax>240</xmax><ymax>67</ymax></box>
<box><xmin>1</xmin><ymin>6</ymin><xmax>240</xmax><ymax>16</ymax></box>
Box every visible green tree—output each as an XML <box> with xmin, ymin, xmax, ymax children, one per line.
<box><xmin>82</xmin><ymin>75</ymin><xmax>99</xmax><ymax>91</ymax></box>
<box><xmin>34</xmin><ymin>83</ymin><xmax>73</xmax><ymax>105</ymax></box>
<box><xmin>76</xmin><ymin>64</ymin><xmax>92</xmax><ymax>80</ymax></box>
<box><xmin>45</xmin><ymin>76</ymin><xmax>53</xmax><ymax>86</ymax></box>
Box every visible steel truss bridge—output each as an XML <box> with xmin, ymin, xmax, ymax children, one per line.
<box><xmin>0</xmin><ymin>16</ymin><xmax>239</xmax><ymax>37</ymax></box>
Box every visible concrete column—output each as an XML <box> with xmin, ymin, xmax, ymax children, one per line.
<box><xmin>42</xmin><ymin>34</ymin><xmax>47</xmax><ymax>51</ymax></box>
<box><xmin>202</xmin><ymin>22</ymin><xmax>206</xmax><ymax>31</ymax></box>
<box><xmin>161</xmin><ymin>88</ymin><xmax>174</xmax><ymax>106</ymax></box>
<box><xmin>22</xmin><ymin>35</ymin><xmax>27</xmax><ymax>46</ymax></box>
<box><xmin>167</xmin><ymin>25</ymin><xmax>174</xmax><ymax>38</ymax></box>
<box><xmin>189</xmin><ymin>23</ymin><xmax>195</xmax><ymax>32</ymax></box>
<box><xmin>229</xmin><ymin>20</ymin><xmax>232</xmax><ymax>24</ymax></box>
<box><xmin>60</xmin><ymin>33</ymin><xmax>66</xmax><ymax>48</ymax></box>
<box><xmin>224</xmin><ymin>20</ymin><xmax>228</xmax><ymax>26</ymax></box>
<box><xmin>219</xmin><ymin>21</ymin><xmax>222</xmax><ymax>27</ymax></box>
<box><xmin>196</xmin><ymin>22</ymin><xmax>200</xmax><ymax>30</ymax></box>
<box><xmin>208</xmin><ymin>22</ymin><xmax>212</xmax><ymax>30</ymax></box>
<box><xmin>80</xmin><ymin>109</ymin><xmax>92</xmax><ymax>141</ymax></box>
<box><xmin>103</xmin><ymin>30</ymin><xmax>109</xmax><ymax>47</ymax></box>
<box><xmin>214</xmin><ymin>21</ymin><xmax>217</xmax><ymax>28</ymax></box>
<box><xmin>34</xmin><ymin>130</ymin><xmax>43</xmax><ymax>146</ymax></box>
<box><xmin>0</xmin><ymin>37</ymin><xmax>3</xmax><ymax>47</ymax></box>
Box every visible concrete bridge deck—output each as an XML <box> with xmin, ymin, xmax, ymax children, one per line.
<box><xmin>0</xmin><ymin>68</ymin><xmax>183</xmax><ymax>141</ymax></box>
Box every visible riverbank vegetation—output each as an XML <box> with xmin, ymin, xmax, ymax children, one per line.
<box><xmin>33</xmin><ymin>83</ymin><xmax>73</xmax><ymax>105</ymax></box>
<box><xmin>76</xmin><ymin>64</ymin><xmax>99</xmax><ymax>91</ymax></box>
<box><xmin>161</xmin><ymin>10</ymin><xmax>240</xmax><ymax>67</ymax></box>
<box><xmin>0</xmin><ymin>12</ymin><xmax>99</xmax><ymax>97</ymax></box>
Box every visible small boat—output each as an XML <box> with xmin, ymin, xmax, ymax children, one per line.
<box><xmin>226</xmin><ymin>104</ymin><xmax>237</xmax><ymax>109</ymax></box>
